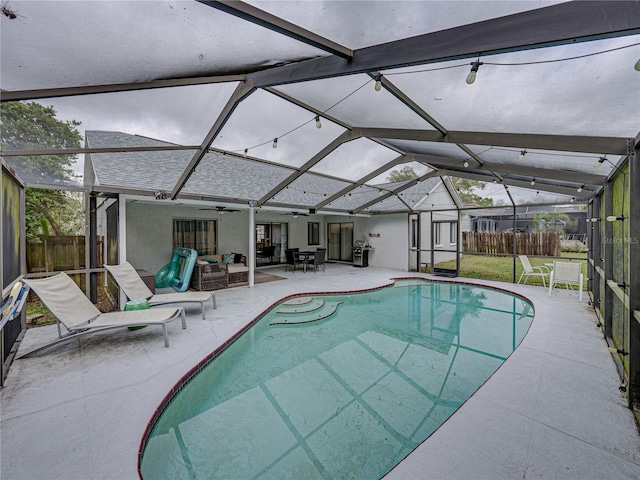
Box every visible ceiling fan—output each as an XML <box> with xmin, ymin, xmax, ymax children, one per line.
<box><xmin>282</xmin><ymin>211</ymin><xmax>309</xmax><ymax>218</ymax></box>
<box><xmin>199</xmin><ymin>206</ymin><xmax>241</xmax><ymax>214</ymax></box>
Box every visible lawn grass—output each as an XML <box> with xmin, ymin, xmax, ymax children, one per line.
<box><xmin>435</xmin><ymin>252</ymin><xmax>587</xmax><ymax>289</ymax></box>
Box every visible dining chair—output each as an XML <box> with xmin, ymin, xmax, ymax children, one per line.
<box><xmin>311</xmin><ymin>249</ymin><xmax>326</xmax><ymax>273</ymax></box>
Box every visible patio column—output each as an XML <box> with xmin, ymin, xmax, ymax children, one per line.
<box><xmin>248</xmin><ymin>206</ymin><xmax>255</xmax><ymax>287</ymax></box>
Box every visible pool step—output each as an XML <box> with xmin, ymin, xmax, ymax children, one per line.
<box><xmin>270</xmin><ymin>299</ymin><xmax>343</xmax><ymax>326</ymax></box>
<box><xmin>275</xmin><ymin>297</ymin><xmax>325</xmax><ymax>314</ymax></box>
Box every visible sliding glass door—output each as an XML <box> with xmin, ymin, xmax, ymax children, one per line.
<box><xmin>327</xmin><ymin>222</ymin><xmax>353</xmax><ymax>262</ymax></box>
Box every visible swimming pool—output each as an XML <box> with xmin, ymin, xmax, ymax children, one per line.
<box><xmin>140</xmin><ymin>279</ymin><xmax>533</xmax><ymax>479</ymax></box>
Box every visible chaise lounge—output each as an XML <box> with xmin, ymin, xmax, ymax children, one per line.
<box><xmin>106</xmin><ymin>261</ymin><xmax>216</xmax><ymax>319</ymax></box>
<box><xmin>21</xmin><ymin>272</ymin><xmax>186</xmax><ymax>357</ymax></box>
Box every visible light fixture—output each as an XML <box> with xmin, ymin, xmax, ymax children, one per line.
<box><xmin>374</xmin><ymin>74</ymin><xmax>382</xmax><ymax>91</ymax></box>
<box><xmin>607</xmin><ymin>215</ymin><xmax>625</xmax><ymax>222</ymax></box>
<box><xmin>536</xmin><ymin>190</ymin><xmax>539</xmax><ymax>195</ymax></box>
<box><xmin>594</xmin><ymin>156</ymin><xmax>607</xmax><ymax>168</ymax></box>
<box><xmin>587</xmin><ymin>217</ymin><xmax>601</xmax><ymax>223</ymax></box>
<box><xmin>222</xmin><ymin>152</ymin><xmax>227</xmax><ymax>160</ymax></box>
<box><xmin>315</xmin><ymin>115</ymin><xmax>322</xmax><ymax>129</ymax></box>
<box><xmin>570</xmin><ymin>196</ymin><xmax>575</xmax><ymax>203</ymax></box>
<box><xmin>530</xmin><ymin>178</ymin><xmax>536</xmax><ymax>186</ymax></box>
<box><xmin>577</xmin><ymin>185</ymin><xmax>584</xmax><ymax>193</ymax></box>
<box><xmin>416</xmin><ymin>179</ymin><xmax>421</xmax><ymax>184</ymax></box>
<box><xmin>272</xmin><ymin>138</ymin><xmax>278</xmax><ymax>149</ymax></box>
<box><xmin>518</xmin><ymin>149</ymin><xmax>527</xmax><ymax>160</ymax></box>
<box><xmin>465</xmin><ymin>59</ymin><xmax>482</xmax><ymax>84</ymax></box>
<box><xmin>243</xmin><ymin>148</ymin><xmax>248</xmax><ymax>158</ymax></box>
<box><xmin>463</xmin><ymin>160</ymin><xmax>469</xmax><ymax>168</ymax></box>
<box><xmin>635</xmin><ymin>57</ymin><xmax>640</xmax><ymax>71</ymax></box>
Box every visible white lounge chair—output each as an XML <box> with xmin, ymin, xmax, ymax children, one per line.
<box><xmin>517</xmin><ymin>255</ymin><xmax>550</xmax><ymax>287</ymax></box>
<box><xmin>106</xmin><ymin>262</ymin><xmax>215</xmax><ymax>320</ymax></box>
<box><xmin>548</xmin><ymin>261</ymin><xmax>583</xmax><ymax>301</ymax></box>
<box><xmin>21</xmin><ymin>273</ymin><xmax>186</xmax><ymax>356</ymax></box>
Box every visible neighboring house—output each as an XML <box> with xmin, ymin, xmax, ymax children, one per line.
<box><xmin>467</xmin><ymin>205</ymin><xmax>587</xmax><ymax>235</ymax></box>
<box><xmin>84</xmin><ymin>131</ymin><xmax>463</xmax><ymax>274</ymax></box>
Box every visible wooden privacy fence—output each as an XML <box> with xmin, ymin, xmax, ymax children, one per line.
<box><xmin>27</xmin><ymin>235</ymin><xmax>104</xmax><ymax>273</ymax></box>
<box><xmin>462</xmin><ymin>232</ymin><xmax>561</xmax><ymax>256</ymax></box>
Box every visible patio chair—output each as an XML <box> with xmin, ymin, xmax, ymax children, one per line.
<box><xmin>517</xmin><ymin>255</ymin><xmax>550</xmax><ymax>287</ymax></box>
<box><xmin>285</xmin><ymin>249</ymin><xmax>300</xmax><ymax>273</ymax></box>
<box><xmin>310</xmin><ymin>249</ymin><xmax>326</xmax><ymax>273</ymax></box>
<box><xmin>21</xmin><ymin>273</ymin><xmax>186</xmax><ymax>356</ymax></box>
<box><xmin>257</xmin><ymin>245</ymin><xmax>276</xmax><ymax>263</ymax></box>
<box><xmin>548</xmin><ymin>261</ymin><xmax>583</xmax><ymax>301</ymax></box>
<box><xmin>106</xmin><ymin>261</ymin><xmax>215</xmax><ymax>319</ymax></box>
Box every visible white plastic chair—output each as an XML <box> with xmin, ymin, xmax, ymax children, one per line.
<box><xmin>517</xmin><ymin>255</ymin><xmax>550</xmax><ymax>287</ymax></box>
<box><xmin>548</xmin><ymin>261</ymin><xmax>583</xmax><ymax>301</ymax></box>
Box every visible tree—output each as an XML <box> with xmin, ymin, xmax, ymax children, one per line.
<box><xmin>387</xmin><ymin>166</ymin><xmax>417</xmax><ymax>182</ymax></box>
<box><xmin>1</xmin><ymin>101</ymin><xmax>84</xmax><ymax>242</ymax></box>
<box><xmin>451</xmin><ymin>177</ymin><xmax>494</xmax><ymax>207</ymax></box>
<box><xmin>533</xmin><ymin>211</ymin><xmax>569</xmax><ymax>234</ymax></box>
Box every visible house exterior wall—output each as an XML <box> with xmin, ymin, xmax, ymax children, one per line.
<box><xmin>114</xmin><ymin>183</ymin><xmax>457</xmax><ymax>274</ymax></box>
<box><xmin>360</xmin><ymin>214</ymin><xmax>409</xmax><ymax>270</ymax></box>
<box><xmin>121</xmin><ymin>201</ymin><xmax>333</xmax><ymax>273</ymax></box>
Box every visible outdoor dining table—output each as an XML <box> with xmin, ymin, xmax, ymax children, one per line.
<box><xmin>296</xmin><ymin>251</ymin><xmax>315</xmax><ymax>273</ymax></box>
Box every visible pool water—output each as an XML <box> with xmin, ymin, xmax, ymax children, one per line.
<box><xmin>140</xmin><ymin>279</ymin><xmax>533</xmax><ymax>479</ymax></box>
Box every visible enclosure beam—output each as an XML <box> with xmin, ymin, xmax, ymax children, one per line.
<box><xmin>603</xmin><ymin>183</ymin><xmax>614</xmax><ymax>339</ymax></box>
<box><xmin>1</xmin><ymin>145</ymin><xmax>202</xmax><ymax>157</ymax></box>
<box><xmin>258</xmin><ymin>130</ymin><xmax>359</xmax><ymax>206</ymax></box>
<box><xmin>628</xmin><ymin>143</ymin><xmax>640</xmax><ymax>411</ymax></box>
<box><xmin>251</xmin><ymin>1</ymin><xmax>640</xmax><ymax>87</ymax></box>
<box><xmin>170</xmin><ymin>81</ymin><xmax>256</xmax><ymax>200</ymax></box>
<box><xmin>198</xmin><ymin>0</ymin><xmax>353</xmax><ymax>59</ymax></box>
<box><xmin>429</xmin><ymin>169</ymin><xmax>592</xmax><ymax>200</ymax></box>
<box><xmin>314</xmin><ymin>156</ymin><xmax>405</xmax><ymax>210</ymax></box>
<box><xmin>356</xmin><ymin>128</ymin><xmax>631</xmax><ymax>156</ymax></box>
<box><xmin>89</xmin><ymin>195</ymin><xmax>98</xmax><ymax>303</ymax></box>
<box><xmin>0</xmin><ymin>75</ymin><xmax>245</xmax><ymax>102</ymax></box>
<box><xmin>410</xmin><ymin>153</ymin><xmax>606</xmax><ymax>186</ymax></box>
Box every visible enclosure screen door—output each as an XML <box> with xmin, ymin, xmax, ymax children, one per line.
<box><xmin>327</xmin><ymin>222</ymin><xmax>353</xmax><ymax>262</ymax></box>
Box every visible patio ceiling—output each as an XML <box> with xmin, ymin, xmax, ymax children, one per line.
<box><xmin>1</xmin><ymin>0</ymin><xmax>639</xmax><ymax>214</ymax></box>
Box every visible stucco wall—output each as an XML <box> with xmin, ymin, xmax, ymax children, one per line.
<box><xmin>123</xmin><ymin>201</ymin><xmax>332</xmax><ymax>272</ymax></box>
<box><xmin>124</xmin><ymin>202</ymin><xmax>251</xmax><ymax>273</ymax></box>
<box><xmin>359</xmin><ymin>214</ymin><xmax>409</xmax><ymax>270</ymax></box>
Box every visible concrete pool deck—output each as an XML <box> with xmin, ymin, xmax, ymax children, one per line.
<box><xmin>2</xmin><ymin>264</ymin><xmax>639</xmax><ymax>479</ymax></box>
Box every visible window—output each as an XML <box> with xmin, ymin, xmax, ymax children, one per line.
<box><xmin>434</xmin><ymin>223</ymin><xmax>441</xmax><ymax>246</ymax></box>
<box><xmin>411</xmin><ymin>218</ymin><xmax>418</xmax><ymax>248</ymax></box>
<box><xmin>173</xmin><ymin>219</ymin><xmax>216</xmax><ymax>255</ymax></box>
<box><xmin>449</xmin><ymin>222</ymin><xmax>457</xmax><ymax>245</ymax></box>
<box><xmin>308</xmin><ymin>222</ymin><xmax>320</xmax><ymax>245</ymax></box>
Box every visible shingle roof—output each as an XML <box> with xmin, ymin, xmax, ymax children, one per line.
<box><xmin>85</xmin><ymin>130</ymin><xmax>444</xmax><ymax>214</ymax></box>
